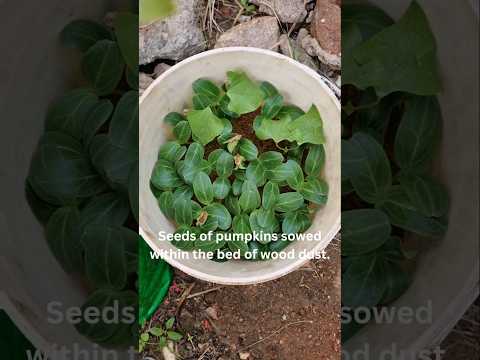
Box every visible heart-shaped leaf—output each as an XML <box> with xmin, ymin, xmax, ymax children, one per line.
<box><xmin>342</xmin><ymin>209</ymin><xmax>391</xmax><ymax>256</ymax></box>
<box><xmin>216</xmin><ymin>151</ymin><xmax>234</xmax><ymax>177</ymax></box>
<box><xmin>187</xmin><ymin>108</ymin><xmax>226</xmax><ymax>145</ymax></box>
<box><xmin>262</xmin><ymin>94</ymin><xmax>283</xmax><ymax>119</ymax></box>
<box><xmin>192</xmin><ymin>79</ymin><xmax>222</xmax><ymax>105</ymax></box>
<box><xmin>205</xmin><ymin>203</ymin><xmax>232</xmax><ymax>230</ymax></box>
<box><xmin>82</xmin><ymin>40</ymin><xmax>125</xmax><ymax>96</ymax></box>
<box><xmin>193</xmin><ymin>172</ymin><xmax>214</xmax><ymax>205</ymax></box>
<box><xmin>275</xmin><ymin>192</ymin><xmax>304</xmax><ymax>212</ymax></box>
<box><xmin>110</xmin><ymin>91</ymin><xmax>138</xmax><ymax>150</ymax></box>
<box><xmin>226</xmin><ymin>71</ymin><xmax>264</xmax><ymax>115</ymax></box>
<box><xmin>305</xmin><ymin>144</ymin><xmax>326</xmax><ymax>176</ymax></box>
<box><xmin>213</xmin><ymin>177</ymin><xmax>231</xmax><ymax>200</ymax></box>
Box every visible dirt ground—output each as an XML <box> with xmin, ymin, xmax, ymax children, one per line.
<box><xmin>143</xmin><ymin>238</ymin><xmax>341</xmax><ymax>359</ymax></box>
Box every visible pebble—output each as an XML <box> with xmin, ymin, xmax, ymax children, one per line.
<box><xmin>250</xmin><ymin>0</ymin><xmax>307</xmax><ymax>23</ymax></box>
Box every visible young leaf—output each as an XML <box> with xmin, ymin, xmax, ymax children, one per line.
<box><xmin>60</xmin><ymin>20</ymin><xmax>112</xmax><ymax>52</ymax></box>
<box><xmin>260</xmin><ymin>81</ymin><xmax>279</xmax><ymax>98</ymax></box>
<box><xmin>158</xmin><ymin>191</ymin><xmax>175</xmax><ymax>219</ymax></box>
<box><xmin>185</xmin><ymin>142</ymin><xmax>205</xmax><ymax>163</ymax></box>
<box><xmin>343</xmin><ymin>1</ymin><xmax>441</xmax><ymax>96</ymax></box>
<box><xmin>187</xmin><ymin>108</ymin><xmax>226</xmax><ymax>145</ymax></box>
<box><xmin>259</xmin><ymin>151</ymin><xmax>284</xmax><ymax>170</ymax></box>
<box><xmin>275</xmin><ymin>192</ymin><xmax>304</xmax><ymax>212</ymax></box>
<box><xmin>158</xmin><ymin>141</ymin><xmax>182</xmax><ymax>162</ymax></box>
<box><xmin>114</xmin><ymin>12</ymin><xmax>138</xmax><ymax>71</ymax></box>
<box><xmin>342</xmin><ymin>209</ymin><xmax>391</xmax><ymax>256</ymax></box>
<box><xmin>300</xmin><ymin>178</ymin><xmax>329</xmax><ymax>205</ymax></box>
<box><xmin>226</xmin><ymin>71</ymin><xmax>264</xmax><ymax>115</ymax></box>
<box><xmin>109</xmin><ymin>91</ymin><xmax>138</xmax><ymax>150</ymax></box>
<box><xmin>262</xmin><ymin>181</ymin><xmax>280</xmax><ymax>209</ymax></box>
<box><xmin>225</xmin><ymin>196</ymin><xmax>242</xmax><ymax>216</ymax></box>
<box><xmin>305</xmin><ymin>144</ymin><xmax>326</xmax><ymax>176</ymax></box>
<box><xmin>394</xmin><ymin>96</ymin><xmax>441</xmax><ymax>172</ymax></box>
<box><xmin>238</xmin><ymin>138</ymin><xmax>258</xmax><ymax>160</ymax></box>
<box><xmin>193</xmin><ymin>172</ymin><xmax>214</xmax><ymax>205</ymax></box>
<box><xmin>213</xmin><ymin>177</ymin><xmax>231</xmax><ymax>200</ymax></box>
<box><xmin>232</xmin><ymin>215</ymin><xmax>252</xmax><ymax>236</ymax></box>
<box><xmin>216</xmin><ymin>151</ymin><xmax>235</xmax><ymax>177</ymax></box>
<box><xmin>239</xmin><ymin>180</ymin><xmax>261</xmax><ymax>212</ymax></box>
<box><xmin>192</xmin><ymin>79</ymin><xmax>222</xmax><ymax>105</ymax></box>
<box><xmin>149</xmin><ymin>327</ymin><xmax>164</xmax><ymax>337</ymax></box>
<box><xmin>164</xmin><ymin>112</ymin><xmax>186</xmax><ymax>127</ymax></box>
<box><xmin>246</xmin><ymin>161</ymin><xmax>267</xmax><ymax>187</ymax></box>
<box><xmin>83</xmin><ymin>99</ymin><xmax>114</xmax><ymax>145</ymax></box>
<box><xmin>46</xmin><ymin>206</ymin><xmax>83</xmax><ymax>272</ymax></box>
<box><xmin>401</xmin><ymin>175</ymin><xmax>449</xmax><ymax>217</ymax></box>
<box><xmin>282</xmin><ymin>211</ymin><xmax>311</xmax><ymax>234</ymax></box>
<box><xmin>171</xmin><ymin>226</ymin><xmax>197</xmax><ymax>251</ymax></box>
<box><xmin>262</xmin><ymin>94</ymin><xmax>284</xmax><ymax>119</ymax></box>
<box><xmin>266</xmin><ymin>162</ymin><xmax>290</xmax><ymax>183</ymax></box>
<box><xmin>232</xmin><ymin>178</ymin><xmax>244</xmax><ymax>196</ymax></box>
<box><xmin>167</xmin><ymin>331</ymin><xmax>183</xmax><ymax>341</ymax></box>
<box><xmin>79</xmin><ymin>193</ymin><xmax>130</xmax><ymax>228</ymax></box>
<box><xmin>208</xmin><ymin>149</ymin><xmax>226</xmax><ymax>167</ymax></box>
<box><xmin>82</xmin><ymin>40</ymin><xmax>125</xmax><ymax>96</ymax></box>
<box><xmin>174</xmin><ymin>196</ymin><xmax>193</xmax><ymax>226</ymax></box>
<box><xmin>206</xmin><ymin>203</ymin><xmax>232</xmax><ymax>230</ymax></box>
<box><xmin>151</xmin><ymin>159</ymin><xmax>183</xmax><ymax>190</ymax></box>
<box><xmin>284</xmin><ymin>160</ymin><xmax>304</xmax><ymax>190</ymax></box>
<box><xmin>174</xmin><ymin>185</ymin><xmax>193</xmax><ymax>199</ymax></box>
<box><xmin>173</xmin><ymin>121</ymin><xmax>192</xmax><ymax>144</ymax></box>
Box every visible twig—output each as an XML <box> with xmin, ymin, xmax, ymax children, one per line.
<box><xmin>240</xmin><ymin>320</ymin><xmax>314</xmax><ymax>351</ymax></box>
<box><xmin>186</xmin><ymin>286</ymin><xmax>224</xmax><ymax>299</ymax></box>
<box><xmin>175</xmin><ymin>283</ymin><xmax>196</xmax><ymax>316</ymax></box>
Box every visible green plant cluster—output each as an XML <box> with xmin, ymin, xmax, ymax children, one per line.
<box><xmin>151</xmin><ymin>71</ymin><xmax>329</xmax><ymax>260</ymax></box>
<box><xmin>139</xmin><ymin>317</ymin><xmax>182</xmax><ymax>353</ymax></box>
<box><xmin>25</xmin><ymin>13</ymin><xmax>169</xmax><ymax>348</ymax></box>
<box><xmin>341</xmin><ymin>1</ymin><xmax>449</xmax><ymax>341</ymax></box>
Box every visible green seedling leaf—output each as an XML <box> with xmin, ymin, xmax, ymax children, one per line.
<box><xmin>174</xmin><ymin>196</ymin><xmax>193</xmax><ymax>226</ymax></box>
<box><xmin>187</xmin><ymin>108</ymin><xmax>226</xmax><ymax>145</ymax></box>
<box><xmin>149</xmin><ymin>327</ymin><xmax>164</xmax><ymax>337</ymax></box>
<box><xmin>46</xmin><ymin>206</ymin><xmax>83</xmax><ymax>272</ymax></box>
<box><xmin>206</xmin><ymin>203</ymin><xmax>232</xmax><ymax>230</ymax></box>
<box><xmin>216</xmin><ymin>151</ymin><xmax>235</xmax><ymax>177</ymax></box>
<box><xmin>342</xmin><ymin>209</ymin><xmax>391</xmax><ymax>256</ymax></box>
<box><xmin>343</xmin><ymin>1</ymin><xmax>441</xmax><ymax>96</ymax></box>
<box><xmin>246</xmin><ymin>160</ymin><xmax>267</xmax><ymax>187</ymax></box>
<box><xmin>401</xmin><ymin>175</ymin><xmax>449</xmax><ymax>217</ymax></box>
<box><xmin>226</xmin><ymin>71</ymin><xmax>264</xmax><ymax>115</ymax></box>
<box><xmin>278</xmin><ymin>105</ymin><xmax>305</xmax><ymax>120</ymax></box>
<box><xmin>266</xmin><ymin>162</ymin><xmax>291</xmax><ymax>183</ymax></box>
<box><xmin>238</xmin><ymin>138</ymin><xmax>258</xmax><ymax>160</ymax></box>
<box><xmin>262</xmin><ymin>181</ymin><xmax>280</xmax><ymax>209</ymax></box>
<box><xmin>394</xmin><ymin>96</ymin><xmax>441</xmax><ymax>172</ymax></box>
<box><xmin>282</xmin><ymin>211</ymin><xmax>311</xmax><ymax>234</ymax></box>
<box><xmin>151</xmin><ymin>159</ymin><xmax>183</xmax><ymax>190</ymax></box>
<box><xmin>239</xmin><ymin>180</ymin><xmax>261</xmax><ymax>212</ymax></box>
<box><xmin>79</xmin><ymin>192</ymin><xmax>129</xmax><ymax>228</ymax></box>
<box><xmin>342</xmin><ymin>132</ymin><xmax>392</xmax><ymax>204</ymax></box>
<box><xmin>110</xmin><ymin>91</ymin><xmax>139</xmax><ymax>150</ymax></box>
<box><xmin>174</xmin><ymin>185</ymin><xmax>193</xmax><ymax>199</ymax></box>
<box><xmin>82</xmin><ymin>40</ymin><xmax>125</xmax><ymax>96</ymax></box>
<box><xmin>158</xmin><ymin>191</ymin><xmax>175</xmax><ymax>219</ymax></box>
<box><xmin>305</xmin><ymin>144</ymin><xmax>326</xmax><ymax>176</ymax></box>
<box><xmin>45</xmin><ymin>89</ymin><xmax>99</xmax><ymax>140</ymax></box>
<box><xmin>167</xmin><ymin>331</ymin><xmax>183</xmax><ymax>341</ymax></box>
<box><xmin>193</xmin><ymin>172</ymin><xmax>214</xmax><ymax>205</ymax></box>
<box><xmin>225</xmin><ymin>196</ymin><xmax>242</xmax><ymax>216</ymax></box>
<box><xmin>173</xmin><ymin>121</ymin><xmax>192</xmax><ymax>144</ymax></box>
<box><xmin>301</xmin><ymin>178</ymin><xmax>329</xmax><ymax>205</ymax></box>
<box><xmin>114</xmin><ymin>12</ymin><xmax>138</xmax><ymax>71</ymax></box>
<box><xmin>208</xmin><ymin>149</ymin><xmax>225</xmax><ymax>167</ymax></box>
<box><xmin>259</xmin><ymin>151</ymin><xmax>284</xmax><ymax>170</ymax></box>
<box><xmin>275</xmin><ymin>192</ymin><xmax>304</xmax><ymax>212</ymax></box>
<box><xmin>284</xmin><ymin>160</ymin><xmax>304</xmax><ymax>190</ymax></box>
<box><xmin>213</xmin><ymin>177</ymin><xmax>231</xmax><ymax>200</ymax></box>
<box><xmin>60</xmin><ymin>20</ymin><xmax>112</xmax><ymax>52</ymax></box>
<box><xmin>260</xmin><ymin>81</ymin><xmax>279</xmax><ymax>98</ymax></box>
<box><xmin>185</xmin><ymin>142</ymin><xmax>205</xmax><ymax>163</ymax></box>
<box><xmin>158</xmin><ymin>141</ymin><xmax>183</xmax><ymax>162</ymax></box>
<box><xmin>83</xmin><ymin>99</ymin><xmax>113</xmax><ymax>145</ymax></box>
<box><xmin>262</xmin><ymin>94</ymin><xmax>284</xmax><ymax>119</ymax></box>
<box><xmin>193</xmin><ymin>79</ymin><xmax>222</xmax><ymax>105</ymax></box>
<box><xmin>164</xmin><ymin>112</ymin><xmax>186</xmax><ymax>127</ymax></box>
<box><xmin>232</xmin><ymin>178</ymin><xmax>244</xmax><ymax>196</ymax></box>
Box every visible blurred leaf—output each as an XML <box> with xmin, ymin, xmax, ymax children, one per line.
<box><xmin>114</xmin><ymin>12</ymin><xmax>138</xmax><ymax>71</ymax></box>
<box><xmin>60</xmin><ymin>19</ymin><xmax>112</xmax><ymax>52</ymax></box>
<box><xmin>140</xmin><ymin>0</ymin><xmax>176</xmax><ymax>26</ymax></box>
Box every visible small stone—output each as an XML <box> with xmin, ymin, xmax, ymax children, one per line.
<box><xmin>279</xmin><ymin>34</ymin><xmax>318</xmax><ymax>71</ymax></box>
<box><xmin>139</xmin><ymin>73</ymin><xmax>154</xmax><ymax>96</ymax></box>
<box><xmin>215</xmin><ymin>17</ymin><xmax>280</xmax><ymax>51</ymax></box>
<box><xmin>281</xmin><ymin>314</ymin><xmax>287</xmax><ymax>321</ymax></box>
<box><xmin>239</xmin><ymin>351</ymin><xmax>251</xmax><ymax>360</ymax></box>
<box><xmin>139</xmin><ymin>0</ymin><xmax>206</xmax><ymax>64</ymax></box>
<box><xmin>299</xmin><ymin>28</ymin><xmax>340</xmax><ymax>70</ymax></box>
<box><xmin>310</xmin><ymin>0</ymin><xmax>341</xmax><ymax>57</ymax></box>
<box><xmin>250</xmin><ymin>0</ymin><xmax>307</xmax><ymax>23</ymax></box>
<box><xmin>153</xmin><ymin>63</ymin><xmax>171</xmax><ymax>78</ymax></box>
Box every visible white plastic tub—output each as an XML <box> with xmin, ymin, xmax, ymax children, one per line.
<box><xmin>139</xmin><ymin>47</ymin><xmax>341</xmax><ymax>285</ymax></box>
<box><xmin>344</xmin><ymin>0</ymin><xmax>479</xmax><ymax>357</ymax></box>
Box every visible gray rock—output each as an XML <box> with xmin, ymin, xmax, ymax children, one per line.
<box><xmin>215</xmin><ymin>16</ymin><xmax>280</xmax><ymax>51</ymax></box>
<box><xmin>153</xmin><ymin>63</ymin><xmax>171</xmax><ymax>78</ymax></box>
<box><xmin>139</xmin><ymin>73</ymin><xmax>154</xmax><ymax>96</ymax></box>
<box><xmin>251</xmin><ymin>0</ymin><xmax>307</xmax><ymax>23</ymax></box>
<box><xmin>298</xmin><ymin>28</ymin><xmax>341</xmax><ymax>70</ymax></box>
<box><xmin>279</xmin><ymin>34</ymin><xmax>318</xmax><ymax>71</ymax></box>
<box><xmin>139</xmin><ymin>0</ymin><xmax>206</xmax><ymax>64</ymax></box>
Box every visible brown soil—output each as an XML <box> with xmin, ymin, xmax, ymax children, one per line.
<box><xmin>143</xmin><ymin>239</ymin><xmax>341</xmax><ymax>360</ymax></box>
<box><xmin>232</xmin><ymin>109</ymin><xmax>278</xmax><ymax>153</ymax></box>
